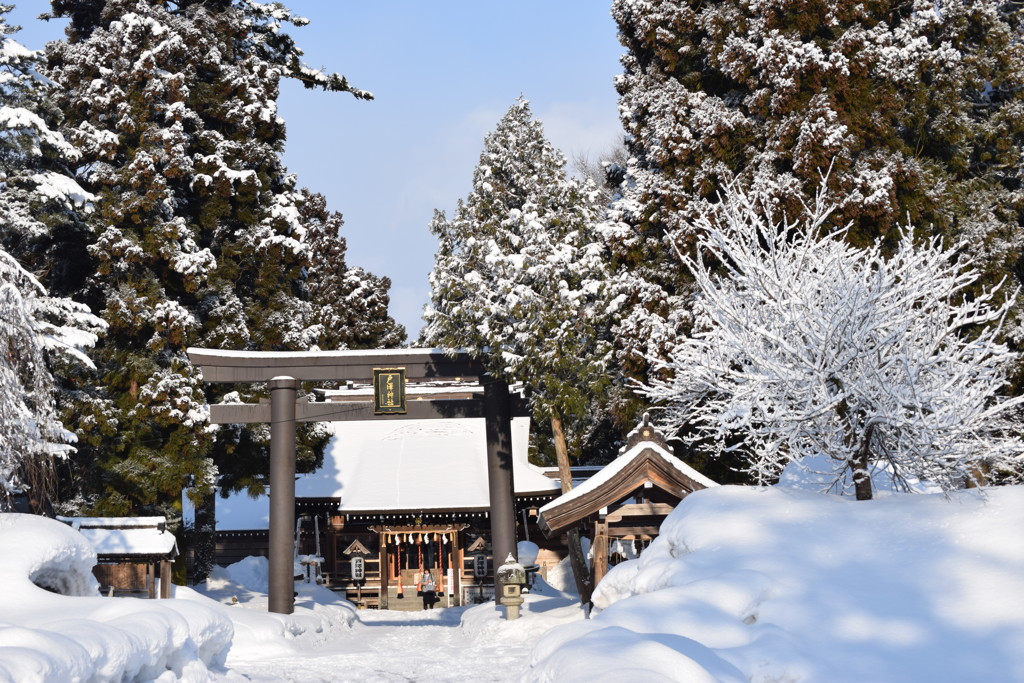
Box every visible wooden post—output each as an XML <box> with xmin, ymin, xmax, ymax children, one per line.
<box><xmin>159</xmin><ymin>560</ymin><xmax>172</xmax><ymax>599</ymax></box>
<box><xmin>592</xmin><ymin>520</ymin><xmax>609</xmax><ymax>587</ymax></box>
<box><xmin>448</xmin><ymin>531</ymin><xmax>458</xmax><ymax>606</ymax></box>
<box><xmin>379</xmin><ymin>531</ymin><xmax>389</xmax><ymax>610</ymax></box>
<box><xmin>147</xmin><ymin>563</ymin><xmax>156</xmax><ymax>599</ymax></box>
<box><xmin>457</xmin><ymin>535</ymin><xmax>466</xmax><ymax>606</ymax></box>
<box><xmin>483</xmin><ymin>377</ymin><xmax>516</xmax><ymax>598</ymax></box>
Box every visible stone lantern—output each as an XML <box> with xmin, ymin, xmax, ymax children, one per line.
<box><xmin>496</xmin><ymin>553</ymin><xmax>526</xmax><ymax>619</ymax></box>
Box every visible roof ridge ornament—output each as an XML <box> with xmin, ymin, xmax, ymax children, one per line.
<box><xmin>622</xmin><ymin>412</ymin><xmax>671</xmax><ymax>454</ymax></box>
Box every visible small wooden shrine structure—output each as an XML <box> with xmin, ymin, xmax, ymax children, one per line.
<box><xmin>59</xmin><ymin>516</ymin><xmax>178</xmax><ymax>598</ymax></box>
<box><xmin>538</xmin><ymin>414</ymin><xmax>716</xmax><ymax>586</ymax></box>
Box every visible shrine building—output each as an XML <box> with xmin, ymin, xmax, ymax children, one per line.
<box><xmin>210</xmin><ymin>381</ymin><xmax>561</xmax><ymax>608</ymax></box>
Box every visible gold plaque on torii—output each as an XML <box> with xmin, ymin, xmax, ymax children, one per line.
<box><xmin>373</xmin><ymin>367</ymin><xmax>406</xmax><ymax>414</ymax></box>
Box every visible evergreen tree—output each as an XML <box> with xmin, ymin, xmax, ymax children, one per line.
<box><xmin>424</xmin><ymin>98</ymin><xmax>618</xmax><ymax>599</ymax></box>
<box><xmin>302</xmin><ymin>189</ymin><xmax>406</xmax><ymax>351</ymax></box>
<box><xmin>608</xmin><ymin>0</ymin><xmax>1024</xmax><ymax>370</ymax></box>
<box><xmin>0</xmin><ymin>250</ymin><xmax>102</xmax><ymax>512</ymax></box>
<box><xmin>0</xmin><ymin>5</ymin><xmax>92</xmax><ymax>294</ymax></box>
<box><xmin>42</xmin><ymin>0</ymin><xmax>373</xmax><ymax>520</ymax></box>
<box><xmin>0</xmin><ymin>10</ymin><xmax>103</xmax><ymax>512</ymax></box>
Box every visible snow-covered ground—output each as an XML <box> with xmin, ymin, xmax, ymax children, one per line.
<box><xmin>3</xmin><ymin>485</ymin><xmax>1024</xmax><ymax>682</ymax></box>
<box><xmin>527</xmin><ymin>485</ymin><xmax>1024</xmax><ymax>682</ymax></box>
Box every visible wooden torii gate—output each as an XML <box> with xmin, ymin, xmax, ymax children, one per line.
<box><xmin>186</xmin><ymin>347</ymin><xmax>518</xmax><ymax>614</ymax></box>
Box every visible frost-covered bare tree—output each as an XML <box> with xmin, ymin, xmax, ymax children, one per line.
<box><xmin>642</xmin><ymin>187</ymin><xmax>1024</xmax><ymax>500</ymax></box>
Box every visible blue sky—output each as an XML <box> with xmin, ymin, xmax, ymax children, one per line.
<box><xmin>8</xmin><ymin>2</ymin><xmax>625</xmax><ymax>340</ymax></box>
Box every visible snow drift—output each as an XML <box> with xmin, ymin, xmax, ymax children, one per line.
<box><xmin>188</xmin><ymin>554</ymin><xmax>358</xmax><ymax>661</ymax></box>
<box><xmin>527</xmin><ymin>485</ymin><xmax>1024</xmax><ymax>682</ymax></box>
<box><xmin>0</xmin><ymin>513</ymin><xmax>233</xmax><ymax>682</ymax></box>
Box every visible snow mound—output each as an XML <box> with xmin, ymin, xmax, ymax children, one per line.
<box><xmin>204</xmin><ymin>555</ymin><xmax>270</xmax><ymax>594</ymax></box>
<box><xmin>0</xmin><ymin>514</ymin><xmax>233</xmax><ymax>682</ymax></box>
<box><xmin>527</xmin><ymin>485</ymin><xmax>1024</xmax><ymax>682</ymax></box>
<box><xmin>190</xmin><ymin>555</ymin><xmax>357</xmax><ymax>660</ymax></box>
<box><xmin>542</xmin><ymin>536</ymin><xmax>590</xmax><ymax>594</ymax></box>
<box><xmin>460</xmin><ymin>577</ymin><xmax>583</xmax><ymax>645</ymax></box>
<box><xmin>0</xmin><ymin>512</ymin><xmax>99</xmax><ymax>597</ymax></box>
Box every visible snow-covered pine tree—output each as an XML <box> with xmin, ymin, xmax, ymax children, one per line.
<box><xmin>0</xmin><ymin>250</ymin><xmax>102</xmax><ymax>512</ymax></box>
<box><xmin>0</xmin><ymin>7</ymin><xmax>104</xmax><ymax>513</ymax></box>
<box><xmin>42</xmin><ymin>0</ymin><xmax>373</xmax><ymax>519</ymax></box>
<box><xmin>302</xmin><ymin>189</ymin><xmax>406</xmax><ymax>352</ymax></box>
<box><xmin>424</xmin><ymin>98</ymin><xmax>619</xmax><ymax>599</ymax></box>
<box><xmin>424</xmin><ymin>99</ymin><xmax>617</xmax><ymax>456</ymax></box>
<box><xmin>0</xmin><ymin>5</ymin><xmax>93</xmax><ymax>294</ymax></box>
<box><xmin>608</xmin><ymin>0</ymin><xmax>1024</xmax><ymax>371</ymax></box>
<box><xmin>642</xmin><ymin>185</ymin><xmax>1024</xmax><ymax>499</ymax></box>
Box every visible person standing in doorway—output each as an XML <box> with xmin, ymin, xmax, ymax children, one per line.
<box><xmin>420</xmin><ymin>570</ymin><xmax>436</xmax><ymax>609</ymax></box>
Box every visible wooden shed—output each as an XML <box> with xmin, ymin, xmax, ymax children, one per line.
<box><xmin>59</xmin><ymin>516</ymin><xmax>178</xmax><ymax>598</ymax></box>
<box><xmin>538</xmin><ymin>414</ymin><xmax>717</xmax><ymax>586</ymax></box>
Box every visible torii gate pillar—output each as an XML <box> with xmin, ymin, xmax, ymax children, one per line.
<box><xmin>268</xmin><ymin>377</ymin><xmax>299</xmax><ymax>614</ymax></box>
<box><xmin>484</xmin><ymin>377</ymin><xmax>516</xmax><ymax>579</ymax></box>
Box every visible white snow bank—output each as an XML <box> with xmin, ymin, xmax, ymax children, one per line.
<box><xmin>0</xmin><ymin>514</ymin><xmax>233</xmax><ymax>682</ymax></box>
<box><xmin>190</xmin><ymin>555</ymin><xmax>357</xmax><ymax>661</ymax></box>
<box><xmin>527</xmin><ymin>485</ymin><xmax>1024</xmax><ymax>682</ymax></box>
<box><xmin>460</xmin><ymin>575</ymin><xmax>584</xmax><ymax>645</ymax></box>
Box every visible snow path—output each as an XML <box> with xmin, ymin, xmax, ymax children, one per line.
<box><xmin>227</xmin><ymin>606</ymin><xmax>533</xmax><ymax>682</ymax></box>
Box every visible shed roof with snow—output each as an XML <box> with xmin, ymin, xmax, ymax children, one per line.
<box><xmin>58</xmin><ymin>516</ymin><xmax>178</xmax><ymax>562</ymax></box>
<box><xmin>538</xmin><ymin>415</ymin><xmax>717</xmax><ymax>537</ymax></box>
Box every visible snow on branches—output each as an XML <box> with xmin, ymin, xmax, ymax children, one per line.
<box><xmin>641</xmin><ymin>187</ymin><xmax>1024</xmax><ymax>499</ymax></box>
<box><xmin>424</xmin><ymin>98</ymin><xmax>616</xmax><ymax>422</ymax></box>
<box><xmin>0</xmin><ymin>250</ymin><xmax>102</xmax><ymax>508</ymax></box>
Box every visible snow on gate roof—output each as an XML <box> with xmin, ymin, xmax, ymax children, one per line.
<box><xmin>215</xmin><ymin>416</ymin><xmax>560</xmax><ymax>531</ymax></box>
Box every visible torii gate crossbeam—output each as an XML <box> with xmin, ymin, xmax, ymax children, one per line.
<box><xmin>187</xmin><ymin>347</ymin><xmax>518</xmax><ymax>615</ymax></box>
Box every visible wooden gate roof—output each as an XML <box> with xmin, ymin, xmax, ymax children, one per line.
<box><xmin>538</xmin><ymin>415</ymin><xmax>717</xmax><ymax>537</ymax></box>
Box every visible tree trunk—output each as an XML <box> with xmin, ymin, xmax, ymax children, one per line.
<box><xmin>552</xmin><ymin>413</ymin><xmax>592</xmax><ymax>606</ymax></box>
<box><xmin>852</xmin><ymin>425</ymin><xmax>875</xmax><ymax>501</ymax></box>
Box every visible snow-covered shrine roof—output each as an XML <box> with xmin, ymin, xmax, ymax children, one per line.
<box><xmin>58</xmin><ymin>516</ymin><xmax>178</xmax><ymax>560</ymax></box>
<box><xmin>215</xmin><ymin>416</ymin><xmax>560</xmax><ymax>531</ymax></box>
<box><xmin>538</xmin><ymin>415</ymin><xmax>717</xmax><ymax>535</ymax></box>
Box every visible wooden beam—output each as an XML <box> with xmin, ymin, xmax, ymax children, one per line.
<box><xmin>187</xmin><ymin>347</ymin><xmax>484</xmax><ymax>383</ymax></box>
<box><xmin>605</xmin><ymin>502</ymin><xmax>675</xmax><ymax>524</ymax></box>
<box><xmin>378</xmin><ymin>529</ymin><xmax>389</xmax><ymax>610</ymax></box>
<box><xmin>159</xmin><ymin>560</ymin><xmax>172</xmax><ymax>599</ymax></box>
<box><xmin>370</xmin><ymin>524</ymin><xmax>470</xmax><ymax>534</ymax></box>
<box><xmin>605</xmin><ymin>525</ymin><xmax>661</xmax><ymax>537</ymax></box>
<box><xmin>209</xmin><ymin>398</ymin><xmax>488</xmax><ymax>424</ymax></box>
